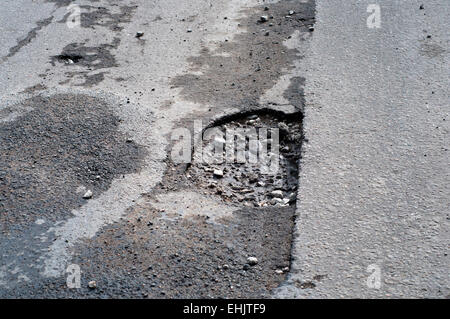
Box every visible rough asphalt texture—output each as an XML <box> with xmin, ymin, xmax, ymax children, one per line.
<box><xmin>0</xmin><ymin>0</ymin><xmax>448</xmax><ymax>299</ymax></box>
<box><xmin>276</xmin><ymin>0</ymin><xmax>449</xmax><ymax>298</ymax></box>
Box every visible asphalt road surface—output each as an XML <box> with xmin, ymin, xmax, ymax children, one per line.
<box><xmin>0</xmin><ymin>0</ymin><xmax>448</xmax><ymax>298</ymax></box>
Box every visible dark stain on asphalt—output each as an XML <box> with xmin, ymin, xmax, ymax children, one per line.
<box><xmin>58</xmin><ymin>4</ymin><xmax>138</xmax><ymax>32</ymax></box>
<box><xmin>283</xmin><ymin>76</ymin><xmax>306</xmax><ymax>112</ymax></box>
<box><xmin>49</xmin><ymin>2</ymin><xmax>137</xmax><ymax>86</ymax></box>
<box><xmin>50</xmin><ymin>38</ymin><xmax>120</xmax><ymax>86</ymax></box>
<box><xmin>420</xmin><ymin>41</ymin><xmax>446</xmax><ymax>58</ymax></box>
<box><xmin>0</xmin><ymin>93</ymin><xmax>146</xmax><ymax>233</ymax></box>
<box><xmin>187</xmin><ymin>110</ymin><xmax>303</xmax><ymax>208</ymax></box>
<box><xmin>1</xmin><ymin>17</ymin><xmax>53</xmax><ymax>63</ymax></box>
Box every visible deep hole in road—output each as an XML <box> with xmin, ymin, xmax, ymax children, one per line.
<box><xmin>187</xmin><ymin>109</ymin><xmax>303</xmax><ymax>208</ymax></box>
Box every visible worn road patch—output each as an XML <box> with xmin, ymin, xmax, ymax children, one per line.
<box><xmin>0</xmin><ymin>93</ymin><xmax>146</xmax><ymax>233</ymax></box>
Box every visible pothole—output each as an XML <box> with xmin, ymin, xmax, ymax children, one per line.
<box><xmin>187</xmin><ymin>110</ymin><xmax>302</xmax><ymax>208</ymax></box>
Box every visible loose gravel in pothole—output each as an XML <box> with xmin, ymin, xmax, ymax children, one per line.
<box><xmin>188</xmin><ymin>112</ymin><xmax>302</xmax><ymax>208</ymax></box>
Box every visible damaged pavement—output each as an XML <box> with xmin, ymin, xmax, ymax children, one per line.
<box><xmin>0</xmin><ymin>0</ymin><xmax>315</xmax><ymax>298</ymax></box>
<box><xmin>1</xmin><ymin>0</ymin><xmax>448</xmax><ymax>299</ymax></box>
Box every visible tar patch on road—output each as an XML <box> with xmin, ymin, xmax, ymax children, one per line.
<box><xmin>0</xmin><ymin>93</ymin><xmax>146</xmax><ymax>233</ymax></box>
<box><xmin>37</xmin><ymin>0</ymin><xmax>315</xmax><ymax>299</ymax></box>
<box><xmin>1</xmin><ymin>17</ymin><xmax>53</xmax><ymax>63</ymax></box>
<box><xmin>170</xmin><ymin>0</ymin><xmax>314</xmax><ymax>111</ymax></box>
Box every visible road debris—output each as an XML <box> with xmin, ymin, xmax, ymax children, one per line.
<box><xmin>83</xmin><ymin>190</ymin><xmax>93</xmax><ymax>199</ymax></box>
<box><xmin>247</xmin><ymin>257</ymin><xmax>258</xmax><ymax>266</ymax></box>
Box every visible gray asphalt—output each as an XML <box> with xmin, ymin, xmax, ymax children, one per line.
<box><xmin>0</xmin><ymin>0</ymin><xmax>448</xmax><ymax>298</ymax></box>
<box><xmin>276</xmin><ymin>0</ymin><xmax>449</xmax><ymax>298</ymax></box>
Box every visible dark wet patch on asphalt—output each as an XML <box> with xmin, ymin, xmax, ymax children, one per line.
<box><xmin>0</xmin><ymin>93</ymin><xmax>146</xmax><ymax>233</ymax></box>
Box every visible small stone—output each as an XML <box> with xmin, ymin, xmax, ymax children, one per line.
<box><xmin>271</xmin><ymin>190</ymin><xmax>283</xmax><ymax>198</ymax></box>
<box><xmin>88</xmin><ymin>281</ymin><xmax>97</xmax><ymax>289</ymax></box>
<box><xmin>257</xmin><ymin>181</ymin><xmax>265</xmax><ymax>187</ymax></box>
<box><xmin>213</xmin><ymin>169</ymin><xmax>224</xmax><ymax>178</ymax></box>
<box><xmin>249</xmin><ymin>174</ymin><xmax>258</xmax><ymax>183</ymax></box>
<box><xmin>259</xmin><ymin>16</ymin><xmax>269</xmax><ymax>23</ymax></box>
<box><xmin>275</xmin><ymin>269</ymin><xmax>284</xmax><ymax>274</ymax></box>
<box><xmin>419</xmin><ymin>4</ymin><xmax>424</xmax><ymax>10</ymax></box>
<box><xmin>279</xmin><ymin>122</ymin><xmax>289</xmax><ymax>132</ymax></box>
<box><xmin>308</xmin><ymin>26</ymin><xmax>315</xmax><ymax>32</ymax></box>
<box><xmin>187</xmin><ymin>28</ymin><xmax>192</xmax><ymax>33</ymax></box>
<box><xmin>243</xmin><ymin>264</ymin><xmax>250</xmax><ymax>270</ymax></box>
<box><xmin>264</xmin><ymin>6</ymin><xmax>269</xmax><ymax>11</ymax></box>
<box><xmin>289</xmin><ymin>10</ymin><xmax>295</xmax><ymax>15</ymax></box>
<box><xmin>223</xmin><ymin>264</ymin><xmax>229</xmax><ymax>270</ymax></box>
<box><xmin>135</xmin><ymin>31</ymin><xmax>144</xmax><ymax>38</ymax></box>
<box><xmin>247</xmin><ymin>256</ymin><xmax>258</xmax><ymax>265</ymax></box>
<box><xmin>83</xmin><ymin>190</ymin><xmax>93</xmax><ymax>199</ymax></box>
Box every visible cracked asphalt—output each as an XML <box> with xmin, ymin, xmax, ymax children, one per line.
<box><xmin>0</xmin><ymin>0</ymin><xmax>448</xmax><ymax>299</ymax></box>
